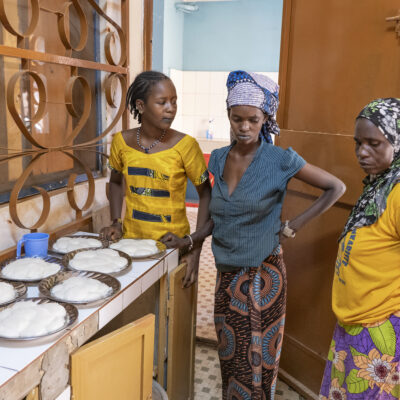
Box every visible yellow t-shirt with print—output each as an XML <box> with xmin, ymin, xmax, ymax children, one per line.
<box><xmin>332</xmin><ymin>184</ymin><xmax>400</xmax><ymax>325</ymax></box>
<box><xmin>108</xmin><ymin>132</ymin><xmax>208</xmax><ymax>241</ymax></box>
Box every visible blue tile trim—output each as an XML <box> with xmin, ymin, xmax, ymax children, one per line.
<box><xmin>132</xmin><ymin>209</ymin><xmax>171</xmax><ymax>223</ymax></box>
<box><xmin>128</xmin><ymin>167</ymin><xmax>169</xmax><ymax>181</ymax></box>
<box><xmin>130</xmin><ymin>186</ymin><xmax>170</xmax><ymax>198</ymax></box>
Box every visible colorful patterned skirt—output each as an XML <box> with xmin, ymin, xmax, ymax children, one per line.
<box><xmin>214</xmin><ymin>248</ymin><xmax>286</xmax><ymax>400</ymax></box>
<box><xmin>320</xmin><ymin>313</ymin><xmax>400</xmax><ymax>400</ymax></box>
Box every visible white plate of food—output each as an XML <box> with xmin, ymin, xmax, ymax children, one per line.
<box><xmin>39</xmin><ymin>271</ymin><xmax>120</xmax><ymax>307</ymax></box>
<box><xmin>108</xmin><ymin>238</ymin><xmax>166</xmax><ymax>259</ymax></box>
<box><xmin>50</xmin><ymin>235</ymin><xmax>106</xmax><ymax>255</ymax></box>
<box><xmin>0</xmin><ymin>256</ymin><xmax>63</xmax><ymax>283</ymax></box>
<box><xmin>63</xmin><ymin>248</ymin><xmax>132</xmax><ymax>276</ymax></box>
<box><xmin>0</xmin><ymin>279</ymin><xmax>27</xmax><ymax>307</ymax></box>
<box><xmin>0</xmin><ymin>297</ymin><xmax>78</xmax><ymax>340</ymax></box>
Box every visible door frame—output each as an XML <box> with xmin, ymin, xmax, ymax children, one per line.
<box><xmin>143</xmin><ymin>0</ymin><xmax>153</xmax><ymax>70</ymax></box>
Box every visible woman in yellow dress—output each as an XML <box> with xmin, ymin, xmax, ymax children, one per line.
<box><xmin>320</xmin><ymin>98</ymin><xmax>400</xmax><ymax>400</ymax></box>
<box><xmin>101</xmin><ymin>71</ymin><xmax>211</xmax><ymax>286</ymax></box>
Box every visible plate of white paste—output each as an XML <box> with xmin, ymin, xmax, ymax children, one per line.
<box><xmin>0</xmin><ymin>297</ymin><xmax>77</xmax><ymax>340</ymax></box>
<box><xmin>0</xmin><ymin>280</ymin><xmax>26</xmax><ymax>306</ymax></box>
<box><xmin>63</xmin><ymin>248</ymin><xmax>131</xmax><ymax>276</ymax></box>
<box><xmin>0</xmin><ymin>256</ymin><xmax>63</xmax><ymax>283</ymax></box>
<box><xmin>109</xmin><ymin>238</ymin><xmax>166</xmax><ymax>259</ymax></box>
<box><xmin>39</xmin><ymin>271</ymin><xmax>120</xmax><ymax>306</ymax></box>
<box><xmin>51</xmin><ymin>235</ymin><xmax>105</xmax><ymax>254</ymax></box>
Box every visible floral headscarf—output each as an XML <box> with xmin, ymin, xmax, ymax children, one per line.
<box><xmin>339</xmin><ymin>98</ymin><xmax>400</xmax><ymax>241</ymax></box>
<box><xmin>226</xmin><ymin>70</ymin><xmax>279</xmax><ymax>143</ymax></box>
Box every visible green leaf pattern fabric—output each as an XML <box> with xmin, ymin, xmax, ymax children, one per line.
<box><xmin>320</xmin><ymin>316</ymin><xmax>400</xmax><ymax>399</ymax></box>
<box><xmin>368</xmin><ymin>321</ymin><xmax>396</xmax><ymax>357</ymax></box>
<box><xmin>346</xmin><ymin>369</ymin><xmax>369</xmax><ymax>393</ymax></box>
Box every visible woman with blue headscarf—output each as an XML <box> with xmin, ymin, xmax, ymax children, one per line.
<box><xmin>211</xmin><ymin>70</ymin><xmax>346</xmax><ymax>399</ymax></box>
<box><xmin>163</xmin><ymin>70</ymin><xmax>345</xmax><ymax>399</ymax></box>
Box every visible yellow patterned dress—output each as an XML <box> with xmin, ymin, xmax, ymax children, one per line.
<box><xmin>108</xmin><ymin>132</ymin><xmax>208</xmax><ymax>240</ymax></box>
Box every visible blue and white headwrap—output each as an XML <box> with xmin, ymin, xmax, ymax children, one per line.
<box><xmin>226</xmin><ymin>70</ymin><xmax>280</xmax><ymax>143</ymax></box>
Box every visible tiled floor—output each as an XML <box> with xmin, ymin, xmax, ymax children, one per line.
<box><xmin>194</xmin><ymin>343</ymin><xmax>222</xmax><ymax>399</ymax></box>
<box><xmin>187</xmin><ymin>207</ymin><xmax>217</xmax><ymax>342</ymax></box>
<box><xmin>196</xmin><ymin>236</ymin><xmax>218</xmax><ymax>341</ymax></box>
<box><xmin>194</xmin><ymin>342</ymin><xmax>305</xmax><ymax>400</ymax></box>
<box><xmin>187</xmin><ymin>207</ymin><xmax>304</xmax><ymax>399</ymax></box>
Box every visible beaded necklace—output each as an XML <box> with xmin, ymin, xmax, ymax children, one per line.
<box><xmin>136</xmin><ymin>126</ymin><xmax>166</xmax><ymax>153</ymax></box>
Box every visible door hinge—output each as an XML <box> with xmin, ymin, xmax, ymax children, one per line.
<box><xmin>386</xmin><ymin>11</ymin><xmax>400</xmax><ymax>38</ymax></box>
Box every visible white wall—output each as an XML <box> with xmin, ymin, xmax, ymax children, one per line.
<box><xmin>182</xmin><ymin>0</ymin><xmax>283</xmax><ymax>72</ymax></box>
<box><xmin>170</xmin><ymin>69</ymin><xmax>279</xmax><ymax>141</ymax></box>
<box><xmin>162</xmin><ymin>0</ymin><xmax>184</xmax><ymax>75</ymax></box>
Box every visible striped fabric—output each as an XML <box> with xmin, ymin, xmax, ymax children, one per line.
<box><xmin>127</xmin><ymin>166</ymin><xmax>169</xmax><ymax>181</ymax></box>
<box><xmin>108</xmin><ymin>132</ymin><xmax>208</xmax><ymax>240</ymax></box>
<box><xmin>129</xmin><ymin>186</ymin><xmax>170</xmax><ymax>198</ymax></box>
<box><xmin>132</xmin><ymin>209</ymin><xmax>171</xmax><ymax>223</ymax></box>
<box><xmin>208</xmin><ymin>140</ymin><xmax>305</xmax><ymax>270</ymax></box>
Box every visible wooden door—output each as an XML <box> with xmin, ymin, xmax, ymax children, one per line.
<box><xmin>143</xmin><ymin>0</ymin><xmax>153</xmax><ymax>70</ymax></box>
<box><xmin>167</xmin><ymin>263</ymin><xmax>197</xmax><ymax>400</ymax></box>
<box><xmin>71</xmin><ymin>314</ymin><xmax>155</xmax><ymax>400</ymax></box>
<box><xmin>277</xmin><ymin>1</ymin><xmax>400</xmax><ymax>397</ymax></box>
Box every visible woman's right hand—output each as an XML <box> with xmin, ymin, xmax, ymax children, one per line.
<box><xmin>100</xmin><ymin>222</ymin><xmax>123</xmax><ymax>241</ymax></box>
<box><xmin>160</xmin><ymin>232</ymin><xmax>189</xmax><ymax>249</ymax></box>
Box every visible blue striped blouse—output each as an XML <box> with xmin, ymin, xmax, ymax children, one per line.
<box><xmin>208</xmin><ymin>140</ymin><xmax>306</xmax><ymax>270</ymax></box>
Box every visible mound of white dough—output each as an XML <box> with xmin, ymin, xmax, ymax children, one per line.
<box><xmin>0</xmin><ymin>282</ymin><xmax>16</xmax><ymax>304</ymax></box>
<box><xmin>69</xmin><ymin>249</ymin><xmax>128</xmax><ymax>274</ymax></box>
<box><xmin>53</xmin><ymin>237</ymin><xmax>102</xmax><ymax>253</ymax></box>
<box><xmin>0</xmin><ymin>301</ymin><xmax>66</xmax><ymax>338</ymax></box>
<box><xmin>110</xmin><ymin>239</ymin><xmax>159</xmax><ymax>257</ymax></box>
<box><xmin>2</xmin><ymin>258</ymin><xmax>60</xmax><ymax>280</ymax></box>
<box><xmin>51</xmin><ymin>276</ymin><xmax>112</xmax><ymax>302</ymax></box>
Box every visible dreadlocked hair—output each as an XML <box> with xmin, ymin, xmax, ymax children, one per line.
<box><xmin>126</xmin><ymin>70</ymin><xmax>170</xmax><ymax>124</ymax></box>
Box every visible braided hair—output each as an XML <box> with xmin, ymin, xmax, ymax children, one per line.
<box><xmin>126</xmin><ymin>71</ymin><xmax>170</xmax><ymax>124</ymax></box>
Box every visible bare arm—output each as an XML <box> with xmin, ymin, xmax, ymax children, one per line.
<box><xmin>181</xmin><ymin>180</ymin><xmax>212</xmax><ymax>288</ymax></box>
<box><xmin>160</xmin><ymin>180</ymin><xmax>213</xmax><ymax>249</ymax></box>
<box><xmin>100</xmin><ymin>170</ymin><xmax>124</xmax><ymax>240</ymax></box>
<box><xmin>191</xmin><ymin>180</ymin><xmax>213</xmax><ymax>246</ymax></box>
<box><xmin>160</xmin><ymin>179</ymin><xmax>213</xmax><ymax>288</ymax></box>
<box><xmin>285</xmin><ymin>163</ymin><xmax>346</xmax><ymax>235</ymax></box>
<box><xmin>109</xmin><ymin>170</ymin><xmax>124</xmax><ymax>222</ymax></box>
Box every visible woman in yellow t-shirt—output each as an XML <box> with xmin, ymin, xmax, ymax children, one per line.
<box><xmin>320</xmin><ymin>98</ymin><xmax>400</xmax><ymax>400</ymax></box>
<box><xmin>101</xmin><ymin>71</ymin><xmax>211</xmax><ymax>287</ymax></box>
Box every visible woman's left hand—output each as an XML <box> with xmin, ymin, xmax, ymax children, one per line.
<box><xmin>160</xmin><ymin>232</ymin><xmax>188</xmax><ymax>249</ymax></box>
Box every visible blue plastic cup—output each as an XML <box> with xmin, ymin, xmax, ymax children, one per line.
<box><xmin>16</xmin><ymin>232</ymin><xmax>49</xmax><ymax>258</ymax></box>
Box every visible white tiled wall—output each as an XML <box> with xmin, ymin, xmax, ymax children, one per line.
<box><xmin>169</xmin><ymin>69</ymin><xmax>279</xmax><ymax>141</ymax></box>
